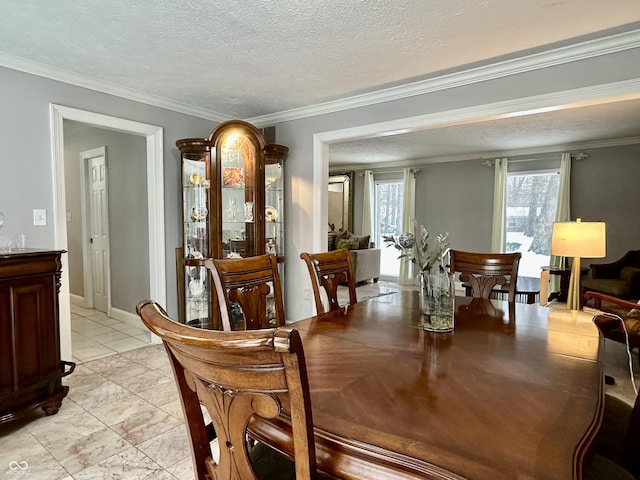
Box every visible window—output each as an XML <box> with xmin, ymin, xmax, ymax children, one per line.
<box><xmin>375</xmin><ymin>180</ymin><xmax>403</xmax><ymax>277</ymax></box>
<box><xmin>505</xmin><ymin>171</ymin><xmax>560</xmax><ymax>277</ymax></box>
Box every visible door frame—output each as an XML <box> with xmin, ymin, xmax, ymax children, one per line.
<box><xmin>80</xmin><ymin>146</ymin><xmax>110</xmax><ymax>313</ymax></box>
<box><xmin>50</xmin><ymin>104</ymin><xmax>166</xmax><ymax>360</ymax></box>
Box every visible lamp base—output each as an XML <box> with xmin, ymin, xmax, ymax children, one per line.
<box><xmin>566</xmin><ymin>257</ymin><xmax>582</xmax><ymax>310</ymax></box>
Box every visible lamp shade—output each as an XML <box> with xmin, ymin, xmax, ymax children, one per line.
<box><xmin>551</xmin><ymin>220</ymin><xmax>606</xmax><ymax>258</ymax></box>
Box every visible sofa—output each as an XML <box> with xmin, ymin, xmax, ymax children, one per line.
<box><xmin>328</xmin><ymin>230</ymin><xmax>381</xmax><ymax>284</ymax></box>
<box><xmin>582</xmin><ymin>250</ymin><xmax>640</xmax><ymax>302</ymax></box>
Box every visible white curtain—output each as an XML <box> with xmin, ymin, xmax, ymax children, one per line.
<box><xmin>361</xmin><ymin>170</ymin><xmax>375</xmax><ymax>244</ymax></box>
<box><xmin>399</xmin><ymin>168</ymin><xmax>416</xmax><ymax>285</ymax></box>
<box><xmin>549</xmin><ymin>153</ymin><xmax>572</xmax><ymax>291</ymax></box>
<box><xmin>491</xmin><ymin>158</ymin><xmax>508</xmax><ymax>253</ymax></box>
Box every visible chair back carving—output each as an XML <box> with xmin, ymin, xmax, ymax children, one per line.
<box><xmin>450</xmin><ymin>250</ymin><xmax>521</xmax><ymax>302</ymax></box>
<box><xmin>300</xmin><ymin>250</ymin><xmax>357</xmax><ymax>313</ymax></box>
<box><xmin>136</xmin><ymin>300</ymin><xmax>318</xmax><ymax>480</ymax></box>
<box><xmin>205</xmin><ymin>254</ymin><xmax>284</xmax><ymax>331</ymax></box>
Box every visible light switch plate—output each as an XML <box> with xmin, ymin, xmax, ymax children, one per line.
<box><xmin>33</xmin><ymin>209</ymin><xmax>47</xmax><ymax>226</ymax></box>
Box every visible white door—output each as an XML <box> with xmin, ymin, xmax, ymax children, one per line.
<box><xmin>87</xmin><ymin>151</ymin><xmax>110</xmax><ymax>313</ymax></box>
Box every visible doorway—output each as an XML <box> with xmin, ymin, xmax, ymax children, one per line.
<box><xmin>50</xmin><ymin>104</ymin><xmax>166</xmax><ymax>361</ymax></box>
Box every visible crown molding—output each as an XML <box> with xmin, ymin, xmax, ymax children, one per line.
<box><xmin>0</xmin><ymin>52</ymin><xmax>231</xmax><ymax>122</ymax></box>
<box><xmin>248</xmin><ymin>29</ymin><xmax>640</xmax><ymax>126</ymax></box>
<box><xmin>1</xmin><ymin>28</ymin><xmax>639</xmax><ymax>125</ymax></box>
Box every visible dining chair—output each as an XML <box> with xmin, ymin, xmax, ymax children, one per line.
<box><xmin>204</xmin><ymin>254</ymin><xmax>284</xmax><ymax>331</ymax></box>
<box><xmin>136</xmin><ymin>300</ymin><xmax>322</xmax><ymax>480</ymax></box>
<box><xmin>585</xmin><ymin>391</ymin><xmax>640</xmax><ymax>480</ymax></box>
<box><xmin>449</xmin><ymin>250</ymin><xmax>522</xmax><ymax>302</ymax></box>
<box><xmin>300</xmin><ymin>249</ymin><xmax>357</xmax><ymax>313</ymax></box>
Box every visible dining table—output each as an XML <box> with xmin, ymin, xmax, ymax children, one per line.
<box><xmin>249</xmin><ymin>291</ymin><xmax>604</xmax><ymax>480</ymax></box>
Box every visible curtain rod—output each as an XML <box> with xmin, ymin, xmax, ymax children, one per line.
<box><xmin>358</xmin><ymin>168</ymin><xmax>420</xmax><ymax>176</ymax></box>
<box><xmin>482</xmin><ymin>152</ymin><xmax>588</xmax><ymax>167</ymax></box>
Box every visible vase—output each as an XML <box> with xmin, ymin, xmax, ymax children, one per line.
<box><xmin>419</xmin><ymin>272</ymin><xmax>454</xmax><ymax>332</ymax></box>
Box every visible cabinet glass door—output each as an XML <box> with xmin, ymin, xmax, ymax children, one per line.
<box><xmin>265</xmin><ymin>161</ymin><xmax>283</xmax><ymax>258</ymax></box>
<box><xmin>220</xmin><ymin>131</ymin><xmax>258</xmax><ymax>259</ymax></box>
<box><xmin>181</xmin><ymin>151</ymin><xmax>211</xmax><ymax>328</ymax></box>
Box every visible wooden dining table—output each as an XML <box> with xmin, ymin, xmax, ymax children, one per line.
<box><xmin>250</xmin><ymin>291</ymin><xmax>604</xmax><ymax>480</ymax></box>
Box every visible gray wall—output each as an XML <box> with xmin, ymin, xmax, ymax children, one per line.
<box><xmin>0</xmin><ymin>65</ymin><xmax>217</xmax><ymax>317</ymax></box>
<box><xmin>64</xmin><ymin>121</ymin><xmax>149</xmax><ymax>312</ymax></box>
<box><xmin>346</xmin><ymin>144</ymin><xmax>640</xmax><ymax>269</ymax></box>
<box><xmin>573</xmin><ymin>144</ymin><xmax>640</xmax><ymax>264</ymax></box>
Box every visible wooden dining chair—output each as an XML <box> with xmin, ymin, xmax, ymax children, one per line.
<box><xmin>205</xmin><ymin>254</ymin><xmax>284</xmax><ymax>331</ymax></box>
<box><xmin>450</xmin><ymin>250</ymin><xmax>522</xmax><ymax>302</ymax></box>
<box><xmin>300</xmin><ymin>249</ymin><xmax>357</xmax><ymax>313</ymax></box>
<box><xmin>136</xmin><ymin>300</ymin><xmax>322</xmax><ymax>480</ymax></box>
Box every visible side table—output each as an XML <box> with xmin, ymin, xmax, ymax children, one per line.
<box><xmin>542</xmin><ymin>266</ymin><xmax>589</xmax><ymax>303</ymax></box>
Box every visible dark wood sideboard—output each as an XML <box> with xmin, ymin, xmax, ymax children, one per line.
<box><xmin>0</xmin><ymin>249</ymin><xmax>74</xmax><ymax>424</ymax></box>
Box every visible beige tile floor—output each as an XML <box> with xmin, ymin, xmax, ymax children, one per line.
<box><xmin>1</xmin><ymin>289</ymin><xmax>637</xmax><ymax>479</ymax></box>
<box><xmin>70</xmin><ymin>305</ymin><xmax>154</xmax><ymax>363</ymax></box>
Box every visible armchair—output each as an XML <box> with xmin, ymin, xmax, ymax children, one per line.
<box><xmin>582</xmin><ymin>250</ymin><xmax>640</xmax><ymax>303</ymax></box>
<box><xmin>584</xmin><ymin>291</ymin><xmax>640</xmax><ymax>386</ymax></box>
<box><xmin>584</xmin><ymin>291</ymin><xmax>640</xmax><ymax>351</ymax></box>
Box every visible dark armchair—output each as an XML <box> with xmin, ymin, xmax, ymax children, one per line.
<box><xmin>582</xmin><ymin>250</ymin><xmax>640</xmax><ymax>303</ymax></box>
<box><xmin>584</xmin><ymin>291</ymin><xmax>640</xmax><ymax>350</ymax></box>
<box><xmin>584</xmin><ymin>291</ymin><xmax>640</xmax><ymax>387</ymax></box>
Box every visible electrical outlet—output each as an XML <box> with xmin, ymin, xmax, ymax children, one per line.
<box><xmin>33</xmin><ymin>209</ymin><xmax>47</xmax><ymax>226</ymax></box>
<box><xmin>303</xmin><ymin>288</ymin><xmax>311</xmax><ymax>300</ymax></box>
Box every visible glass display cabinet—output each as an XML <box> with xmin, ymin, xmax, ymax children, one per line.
<box><xmin>176</xmin><ymin>120</ymin><xmax>288</xmax><ymax>329</ymax></box>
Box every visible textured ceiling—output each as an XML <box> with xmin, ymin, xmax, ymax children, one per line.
<box><xmin>1</xmin><ymin>0</ymin><xmax>640</xmax><ymax>163</ymax></box>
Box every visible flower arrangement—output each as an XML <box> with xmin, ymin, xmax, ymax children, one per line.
<box><xmin>383</xmin><ymin>220</ymin><xmax>450</xmax><ymax>274</ymax></box>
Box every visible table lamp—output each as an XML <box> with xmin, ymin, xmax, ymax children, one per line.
<box><xmin>550</xmin><ymin>218</ymin><xmax>606</xmax><ymax>310</ymax></box>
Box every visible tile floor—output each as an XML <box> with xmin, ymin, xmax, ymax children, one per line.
<box><xmin>1</xmin><ymin>289</ymin><xmax>638</xmax><ymax>479</ymax></box>
<box><xmin>69</xmin><ymin>305</ymin><xmax>154</xmax><ymax>364</ymax></box>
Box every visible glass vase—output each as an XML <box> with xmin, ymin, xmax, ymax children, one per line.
<box><xmin>419</xmin><ymin>271</ymin><xmax>454</xmax><ymax>332</ymax></box>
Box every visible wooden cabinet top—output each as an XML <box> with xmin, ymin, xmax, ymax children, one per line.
<box><xmin>0</xmin><ymin>249</ymin><xmax>65</xmax><ymax>278</ymax></box>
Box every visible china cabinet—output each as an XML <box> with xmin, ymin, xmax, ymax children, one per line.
<box><xmin>176</xmin><ymin>120</ymin><xmax>288</xmax><ymax>329</ymax></box>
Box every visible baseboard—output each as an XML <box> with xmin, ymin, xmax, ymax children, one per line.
<box><xmin>70</xmin><ymin>293</ymin><xmax>84</xmax><ymax>306</ymax></box>
<box><xmin>70</xmin><ymin>296</ymin><xmax>141</xmax><ymax>327</ymax></box>
<box><xmin>109</xmin><ymin>307</ymin><xmax>144</xmax><ymax>329</ymax></box>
